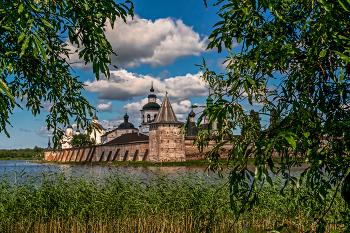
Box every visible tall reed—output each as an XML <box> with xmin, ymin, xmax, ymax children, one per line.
<box><xmin>0</xmin><ymin>168</ymin><xmax>345</xmax><ymax>232</ymax></box>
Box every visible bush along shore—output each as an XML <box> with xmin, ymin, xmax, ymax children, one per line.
<box><xmin>0</xmin><ymin>168</ymin><xmax>345</xmax><ymax>233</ymax></box>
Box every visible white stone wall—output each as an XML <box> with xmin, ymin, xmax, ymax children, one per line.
<box><xmin>140</xmin><ymin>109</ymin><xmax>158</xmax><ymax>124</ymax></box>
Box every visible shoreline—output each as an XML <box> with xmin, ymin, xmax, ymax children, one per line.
<box><xmin>29</xmin><ymin>158</ymin><xmax>268</xmax><ymax>167</ymax></box>
<box><xmin>0</xmin><ymin>158</ymin><xmax>42</xmax><ymax>161</ymax></box>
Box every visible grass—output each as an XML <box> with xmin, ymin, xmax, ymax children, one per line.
<box><xmin>0</xmin><ymin>168</ymin><xmax>345</xmax><ymax>232</ymax></box>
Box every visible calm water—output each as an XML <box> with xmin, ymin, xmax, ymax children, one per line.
<box><xmin>0</xmin><ymin>160</ymin><xmax>218</xmax><ymax>181</ymax></box>
<box><xmin>0</xmin><ymin>160</ymin><xmax>308</xmax><ymax>182</ymax></box>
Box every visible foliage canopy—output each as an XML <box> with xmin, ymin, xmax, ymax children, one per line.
<box><xmin>70</xmin><ymin>133</ymin><xmax>95</xmax><ymax>147</ymax></box>
<box><xmin>0</xmin><ymin>0</ymin><xmax>133</xmax><ymax>148</ymax></box>
<box><xmin>199</xmin><ymin>0</ymin><xmax>350</xmax><ymax>230</ymax></box>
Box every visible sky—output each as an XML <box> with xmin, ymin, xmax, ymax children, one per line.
<box><xmin>0</xmin><ymin>0</ymin><xmax>268</xmax><ymax>149</ymax></box>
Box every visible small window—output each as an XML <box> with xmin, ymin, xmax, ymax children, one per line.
<box><xmin>147</xmin><ymin>114</ymin><xmax>150</xmax><ymax>122</ymax></box>
<box><xmin>142</xmin><ymin>115</ymin><xmax>145</xmax><ymax>123</ymax></box>
<box><xmin>154</xmin><ymin>114</ymin><xmax>157</xmax><ymax>119</ymax></box>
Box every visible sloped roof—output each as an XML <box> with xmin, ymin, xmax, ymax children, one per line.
<box><xmin>149</xmin><ymin>93</ymin><xmax>183</xmax><ymax>125</ymax></box>
<box><xmin>104</xmin><ymin>132</ymin><xmax>149</xmax><ymax>145</ymax></box>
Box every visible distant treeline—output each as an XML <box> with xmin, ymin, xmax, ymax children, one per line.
<box><xmin>0</xmin><ymin>146</ymin><xmax>44</xmax><ymax>159</ymax></box>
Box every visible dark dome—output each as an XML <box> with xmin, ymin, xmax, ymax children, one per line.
<box><xmin>67</xmin><ymin>125</ymin><xmax>72</xmax><ymax>129</ymax></box>
<box><xmin>118</xmin><ymin>122</ymin><xmax>136</xmax><ymax>129</ymax></box>
<box><xmin>142</xmin><ymin>102</ymin><xmax>160</xmax><ymax>110</ymax></box>
<box><xmin>148</xmin><ymin>94</ymin><xmax>157</xmax><ymax>99</ymax></box>
<box><xmin>189</xmin><ymin>110</ymin><xmax>196</xmax><ymax>117</ymax></box>
<box><xmin>92</xmin><ymin>116</ymin><xmax>98</xmax><ymax>120</ymax></box>
<box><xmin>76</xmin><ymin>129</ymin><xmax>80</xmax><ymax>132</ymax></box>
<box><xmin>118</xmin><ymin>113</ymin><xmax>137</xmax><ymax>129</ymax></box>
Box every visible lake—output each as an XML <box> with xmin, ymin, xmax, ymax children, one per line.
<box><xmin>0</xmin><ymin>160</ymin><xmax>308</xmax><ymax>183</ymax></box>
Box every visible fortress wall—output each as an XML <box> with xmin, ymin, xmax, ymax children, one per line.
<box><xmin>45</xmin><ymin>142</ymin><xmax>149</xmax><ymax>162</ymax></box>
<box><xmin>185</xmin><ymin>138</ymin><xmax>233</xmax><ymax>161</ymax></box>
<box><xmin>149</xmin><ymin>126</ymin><xmax>186</xmax><ymax>162</ymax></box>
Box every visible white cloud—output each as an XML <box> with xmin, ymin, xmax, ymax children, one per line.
<box><xmin>84</xmin><ymin>69</ymin><xmax>208</xmax><ymax>102</ymax></box>
<box><xmin>67</xmin><ymin>15</ymin><xmax>208</xmax><ymax>69</ymax></box>
<box><xmin>96</xmin><ymin>101</ymin><xmax>112</xmax><ymax>112</ymax></box>
<box><xmin>159</xmin><ymin>70</ymin><xmax>170</xmax><ymax>78</ymax></box>
<box><xmin>37</xmin><ymin>126</ymin><xmax>54</xmax><ymax>138</ymax></box>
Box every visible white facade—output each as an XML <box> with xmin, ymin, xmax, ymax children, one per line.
<box><xmin>101</xmin><ymin>127</ymin><xmax>139</xmax><ymax>144</ymax></box>
<box><xmin>139</xmin><ymin>83</ymin><xmax>160</xmax><ymax>136</ymax></box>
<box><xmin>86</xmin><ymin>115</ymin><xmax>106</xmax><ymax>145</ymax></box>
<box><xmin>61</xmin><ymin>126</ymin><xmax>80</xmax><ymax>149</ymax></box>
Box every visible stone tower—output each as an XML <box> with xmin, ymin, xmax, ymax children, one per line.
<box><xmin>148</xmin><ymin>93</ymin><xmax>185</xmax><ymax>162</ymax></box>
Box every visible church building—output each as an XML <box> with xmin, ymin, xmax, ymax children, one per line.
<box><xmin>101</xmin><ymin>112</ymin><xmax>139</xmax><ymax>144</ymax></box>
<box><xmin>139</xmin><ymin>82</ymin><xmax>160</xmax><ymax>136</ymax></box>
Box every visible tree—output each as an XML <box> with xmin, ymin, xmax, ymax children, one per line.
<box><xmin>198</xmin><ymin>0</ymin><xmax>350</xmax><ymax>230</ymax></box>
<box><xmin>70</xmin><ymin>134</ymin><xmax>95</xmax><ymax>147</ymax></box>
<box><xmin>240</xmin><ymin>109</ymin><xmax>261</xmax><ymax>141</ymax></box>
<box><xmin>0</xmin><ymin>0</ymin><xmax>133</xmax><ymax>148</ymax></box>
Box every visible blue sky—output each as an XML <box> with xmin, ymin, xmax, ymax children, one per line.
<box><xmin>0</xmin><ymin>0</ymin><xmax>268</xmax><ymax>149</ymax></box>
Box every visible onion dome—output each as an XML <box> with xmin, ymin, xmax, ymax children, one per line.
<box><xmin>189</xmin><ymin>109</ymin><xmax>196</xmax><ymax>117</ymax></box>
<box><xmin>147</xmin><ymin>82</ymin><xmax>157</xmax><ymax>99</ymax></box>
<box><xmin>142</xmin><ymin>102</ymin><xmax>160</xmax><ymax>110</ymax></box>
<box><xmin>206</xmin><ymin>96</ymin><xmax>213</xmax><ymax>107</ymax></box>
<box><xmin>92</xmin><ymin>110</ymin><xmax>98</xmax><ymax>121</ymax></box>
<box><xmin>67</xmin><ymin>125</ymin><xmax>72</xmax><ymax>129</ymax></box>
<box><xmin>118</xmin><ymin>113</ymin><xmax>137</xmax><ymax>129</ymax></box>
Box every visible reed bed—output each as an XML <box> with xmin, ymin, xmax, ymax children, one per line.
<box><xmin>0</xmin><ymin>168</ymin><xmax>345</xmax><ymax>232</ymax></box>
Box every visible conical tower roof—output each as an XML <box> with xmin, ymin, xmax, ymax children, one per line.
<box><xmin>150</xmin><ymin>93</ymin><xmax>183</xmax><ymax>125</ymax></box>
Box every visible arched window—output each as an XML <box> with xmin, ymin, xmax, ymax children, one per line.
<box><xmin>142</xmin><ymin>115</ymin><xmax>145</xmax><ymax>123</ymax></box>
<box><xmin>154</xmin><ymin>114</ymin><xmax>157</xmax><ymax>119</ymax></box>
<box><xmin>147</xmin><ymin>114</ymin><xmax>150</xmax><ymax>122</ymax></box>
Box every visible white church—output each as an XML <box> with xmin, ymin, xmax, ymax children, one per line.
<box><xmin>61</xmin><ymin>83</ymin><xmax>161</xmax><ymax>148</ymax></box>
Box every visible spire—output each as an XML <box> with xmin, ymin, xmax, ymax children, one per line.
<box><xmin>150</xmin><ymin>81</ymin><xmax>154</xmax><ymax>94</ymax></box>
<box><xmin>92</xmin><ymin>110</ymin><xmax>98</xmax><ymax>122</ymax></box>
<box><xmin>152</xmin><ymin>92</ymin><xmax>182</xmax><ymax>124</ymax></box>
<box><xmin>47</xmin><ymin>137</ymin><xmax>52</xmax><ymax>149</ymax></box>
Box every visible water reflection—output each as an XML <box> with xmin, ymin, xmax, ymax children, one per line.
<box><xmin>0</xmin><ymin>160</ymin><xmax>309</xmax><ymax>182</ymax></box>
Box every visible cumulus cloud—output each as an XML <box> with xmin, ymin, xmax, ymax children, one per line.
<box><xmin>84</xmin><ymin>69</ymin><xmax>208</xmax><ymax>102</ymax></box>
<box><xmin>42</xmin><ymin>101</ymin><xmax>54</xmax><ymax>112</ymax></box>
<box><xmin>67</xmin><ymin>15</ymin><xmax>208</xmax><ymax>69</ymax></box>
<box><xmin>159</xmin><ymin>70</ymin><xmax>170</xmax><ymax>79</ymax></box>
<box><xmin>37</xmin><ymin>126</ymin><xmax>54</xmax><ymax>138</ymax></box>
<box><xmin>96</xmin><ymin>101</ymin><xmax>113</xmax><ymax>112</ymax></box>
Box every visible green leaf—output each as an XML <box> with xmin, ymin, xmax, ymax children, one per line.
<box><xmin>338</xmin><ymin>0</ymin><xmax>349</xmax><ymax>11</ymax></box>
<box><xmin>319</xmin><ymin>49</ymin><xmax>327</xmax><ymax>57</ymax></box>
<box><xmin>18</xmin><ymin>4</ymin><xmax>24</xmax><ymax>14</ymax></box>
<box><xmin>41</xmin><ymin>19</ymin><xmax>54</xmax><ymax>29</ymax></box>
<box><xmin>34</xmin><ymin>36</ymin><xmax>48</xmax><ymax>62</ymax></box>
<box><xmin>18</xmin><ymin>31</ymin><xmax>26</xmax><ymax>43</ymax></box>
<box><xmin>20</xmin><ymin>36</ymin><xmax>30</xmax><ymax>57</ymax></box>
<box><xmin>278</xmin><ymin>132</ymin><xmax>297</xmax><ymax>149</ymax></box>
<box><xmin>0</xmin><ymin>79</ymin><xmax>15</xmax><ymax>104</ymax></box>
<box><xmin>334</xmin><ymin>51</ymin><xmax>350</xmax><ymax>64</ymax></box>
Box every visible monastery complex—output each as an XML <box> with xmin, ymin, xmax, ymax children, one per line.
<box><xmin>45</xmin><ymin>84</ymin><xmax>231</xmax><ymax>162</ymax></box>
